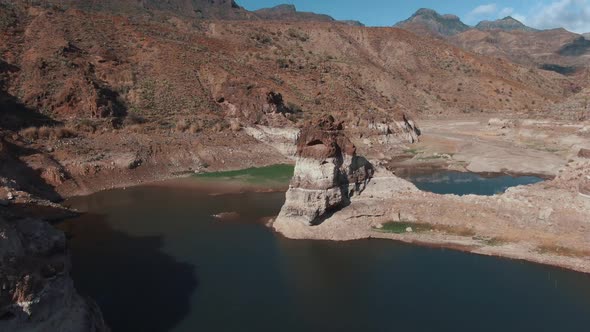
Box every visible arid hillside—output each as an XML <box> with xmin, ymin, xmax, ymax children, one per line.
<box><xmin>450</xmin><ymin>28</ymin><xmax>590</xmax><ymax>75</ymax></box>
<box><xmin>395</xmin><ymin>9</ymin><xmax>590</xmax><ymax>77</ymax></box>
<box><xmin>18</xmin><ymin>0</ymin><xmax>252</xmax><ymax>19</ymax></box>
<box><xmin>0</xmin><ymin>0</ymin><xmax>587</xmax><ymax>199</ymax></box>
<box><xmin>0</xmin><ymin>1</ymin><xmax>579</xmax><ymax>126</ymax></box>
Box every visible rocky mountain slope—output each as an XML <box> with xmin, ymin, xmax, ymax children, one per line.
<box><xmin>395</xmin><ymin>9</ymin><xmax>538</xmax><ymax>36</ymax></box>
<box><xmin>20</xmin><ymin>0</ymin><xmax>251</xmax><ymax>19</ymax></box>
<box><xmin>254</xmin><ymin>4</ymin><xmax>333</xmax><ymax>22</ymax></box>
<box><xmin>475</xmin><ymin>16</ymin><xmax>537</xmax><ymax>32</ymax></box>
<box><xmin>395</xmin><ymin>9</ymin><xmax>589</xmax><ymax>76</ymax></box>
<box><xmin>450</xmin><ymin>28</ymin><xmax>588</xmax><ymax>73</ymax></box>
<box><xmin>0</xmin><ymin>1</ymin><xmax>583</xmax><ymax>201</ymax></box>
<box><xmin>394</xmin><ymin>8</ymin><xmax>470</xmax><ymax>37</ymax></box>
<box><xmin>1</xmin><ymin>2</ymin><xmax>575</xmax><ymax>123</ymax></box>
<box><xmin>255</xmin><ymin>4</ymin><xmax>364</xmax><ymax>26</ymax></box>
<box><xmin>0</xmin><ymin>1</ymin><xmax>581</xmax><ymax>197</ymax></box>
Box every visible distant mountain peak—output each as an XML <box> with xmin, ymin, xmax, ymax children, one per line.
<box><xmin>395</xmin><ymin>8</ymin><xmax>470</xmax><ymax>36</ymax></box>
<box><xmin>260</xmin><ymin>4</ymin><xmax>297</xmax><ymax>13</ymax></box>
<box><xmin>414</xmin><ymin>8</ymin><xmax>437</xmax><ymax>16</ymax></box>
<box><xmin>254</xmin><ymin>3</ymin><xmax>362</xmax><ymax>25</ymax></box>
<box><xmin>476</xmin><ymin>16</ymin><xmax>537</xmax><ymax>32</ymax></box>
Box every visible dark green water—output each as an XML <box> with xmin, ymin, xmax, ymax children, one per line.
<box><xmin>58</xmin><ymin>172</ymin><xmax>590</xmax><ymax>332</ymax></box>
<box><xmin>193</xmin><ymin>164</ymin><xmax>295</xmax><ymax>187</ymax></box>
<box><xmin>406</xmin><ymin>171</ymin><xmax>544</xmax><ymax>196</ymax></box>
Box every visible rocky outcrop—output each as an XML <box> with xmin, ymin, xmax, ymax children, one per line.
<box><xmin>387</xmin><ymin>111</ymin><xmax>421</xmax><ymax>144</ymax></box>
<box><xmin>243</xmin><ymin>125</ymin><xmax>299</xmax><ymax>158</ymax></box>
<box><xmin>275</xmin><ymin>116</ymin><xmax>373</xmax><ymax>225</ymax></box>
<box><xmin>0</xmin><ymin>215</ymin><xmax>109</xmax><ymax>331</ymax></box>
<box><xmin>578</xmin><ymin>148</ymin><xmax>590</xmax><ymax>159</ymax></box>
<box><xmin>254</xmin><ymin>4</ymin><xmax>334</xmax><ymax>23</ymax></box>
<box><xmin>348</xmin><ymin>110</ymin><xmax>421</xmax><ymax>152</ymax></box>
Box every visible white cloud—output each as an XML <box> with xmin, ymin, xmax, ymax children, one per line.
<box><xmin>469</xmin><ymin>3</ymin><xmax>498</xmax><ymax>16</ymax></box>
<box><xmin>524</xmin><ymin>0</ymin><xmax>590</xmax><ymax>33</ymax></box>
<box><xmin>511</xmin><ymin>14</ymin><xmax>527</xmax><ymax>23</ymax></box>
<box><xmin>498</xmin><ymin>7</ymin><xmax>514</xmax><ymax>17</ymax></box>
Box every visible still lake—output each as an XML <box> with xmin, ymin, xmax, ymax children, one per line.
<box><xmin>58</xmin><ymin>167</ymin><xmax>590</xmax><ymax>332</ymax></box>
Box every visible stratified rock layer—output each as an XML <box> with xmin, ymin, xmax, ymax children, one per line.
<box><xmin>276</xmin><ymin>116</ymin><xmax>373</xmax><ymax>225</ymax></box>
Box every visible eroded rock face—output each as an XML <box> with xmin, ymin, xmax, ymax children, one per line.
<box><xmin>277</xmin><ymin>116</ymin><xmax>373</xmax><ymax>225</ymax></box>
<box><xmin>349</xmin><ymin>110</ymin><xmax>421</xmax><ymax>147</ymax></box>
<box><xmin>578</xmin><ymin>148</ymin><xmax>590</xmax><ymax>159</ymax></box>
<box><xmin>0</xmin><ymin>216</ymin><xmax>109</xmax><ymax>332</ymax></box>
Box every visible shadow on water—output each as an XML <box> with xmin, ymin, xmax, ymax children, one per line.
<box><xmin>59</xmin><ymin>212</ymin><xmax>199</xmax><ymax>332</ymax></box>
<box><xmin>58</xmin><ymin>181</ymin><xmax>590</xmax><ymax>332</ymax></box>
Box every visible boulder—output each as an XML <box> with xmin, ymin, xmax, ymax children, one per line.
<box><xmin>578</xmin><ymin>148</ymin><xmax>590</xmax><ymax>159</ymax></box>
<box><xmin>0</xmin><ymin>216</ymin><xmax>109</xmax><ymax>331</ymax></box>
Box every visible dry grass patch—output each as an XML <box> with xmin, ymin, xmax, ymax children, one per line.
<box><xmin>376</xmin><ymin>221</ymin><xmax>476</xmax><ymax>237</ymax></box>
<box><xmin>536</xmin><ymin>245</ymin><xmax>590</xmax><ymax>258</ymax></box>
<box><xmin>19</xmin><ymin>126</ymin><xmax>78</xmax><ymax>140</ymax></box>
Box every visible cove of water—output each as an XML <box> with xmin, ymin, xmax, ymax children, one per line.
<box><xmin>405</xmin><ymin>171</ymin><xmax>544</xmax><ymax>196</ymax></box>
<box><xmin>58</xmin><ymin>169</ymin><xmax>590</xmax><ymax>332</ymax></box>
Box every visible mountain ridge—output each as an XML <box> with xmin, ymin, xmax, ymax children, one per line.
<box><xmin>394</xmin><ymin>8</ymin><xmax>470</xmax><ymax>37</ymax></box>
<box><xmin>253</xmin><ymin>4</ymin><xmax>364</xmax><ymax>26</ymax></box>
<box><xmin>476</xmin><ymin>16</ymin><xmax>537</xmax><ymax>32</ymax></box>
<box><xmin>395</xmin><ymin>8</ymin><xmax>539</xmax><ymax>36</ymax></box>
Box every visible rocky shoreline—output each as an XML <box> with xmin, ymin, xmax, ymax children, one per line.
<box><xmin>274</xmin><ymin>116</ymin><xmax>590</xmax><ymax>274</ymax></box>
<box><xmin>0</xmin><ymin>198</ymin><xmax>109</xmax><ymax>331</ymax></box>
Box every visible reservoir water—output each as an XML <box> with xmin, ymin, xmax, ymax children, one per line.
<box><xmin>405</xmin><ymin>171</ymin><xmax>544</xmax><ymax>196</ymax></box>
<box><xmin>58</xmin><ymin>167</ymin><xmax>590</xmax><ymax>332</ymax></box>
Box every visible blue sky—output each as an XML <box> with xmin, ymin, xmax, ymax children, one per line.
<box><xmin>238</xmin><ymin>0</ymin><xmax>590</xmax><ymax>33</ymax></box>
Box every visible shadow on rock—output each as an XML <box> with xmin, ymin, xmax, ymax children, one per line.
<box><xmin>0</xmin><ymin>82</ymin><xmax>58</xmax><ymax>131</ymax></box>
<box><xmin>0</xmin><ymin>139</ymin><xmax>63</xmax><ymax>202</ymax></box>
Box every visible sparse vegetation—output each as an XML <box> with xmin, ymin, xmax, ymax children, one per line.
<box><xmin>537</xmin><ymin>245</ymin><xmax>590</xmax><ymax>258</ymax></box>
<box><xmin>375</xmin><ymin>221</ymin><xmax>476</xmax><ymax>237</ymax></box>
<box><xmin>124</xmin><ymin>112</ymin><xmax>147</xmax><ymax>126</ymax></box>
<box><xmin>19</xmin><ymin>126</ymin><xmax>78</xmax><ymax>140</ymax></box>
<box><xmin>286</xmin><ymin>28</ymin><xmax>309</xmax><ymax>42</ymax></box>
<box><xmin>286</xmin><ymin>102</ymin><xmax>302</xmax><ymax>113</ymax></box>
<box><xmin>473</xmin><ymin>236</ymin><xmax>509</xmax><ymax>246</ymax></box>
<box><xmin>250</xmin><ymin>31</ymin><xmax>273</xmax><ymax>45</ymax></box>
<box><xmin>376</xmin><ymin>222</ymin><xmax>431</xmax><ymax>234</ymax></box>
<box><xmin>276</xmin><ymin>58</ymin><xmax>289</xmax><ymax>69</ymax></box>
<box><xmin>403</xmin><ymin>148</ymin><xmax>421</xmax><ymax>155</ymax></box>
<box><xmin>175</xmin><ymin>118</ymin><xmax>190</xmax><ymax>132</ymax></box>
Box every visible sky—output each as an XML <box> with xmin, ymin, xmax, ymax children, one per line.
<box><xmin>238</xmin><ymin>0</ymin><xmax>590</xmax><ymax>33</ymax></box>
